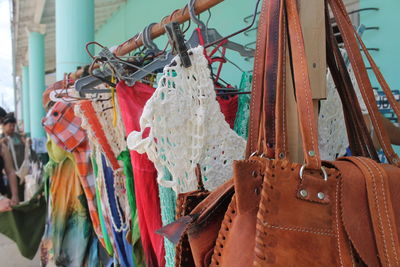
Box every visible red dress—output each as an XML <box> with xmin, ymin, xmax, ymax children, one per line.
<box><xmin>117</xmin><ymin>81</ymin><xmax>239</xmax><ymax>267</ymax></box>
<box><xmin>117</xmin><ymin>81</ymin><xmax>165</xmax><ymax>267</ymax></box>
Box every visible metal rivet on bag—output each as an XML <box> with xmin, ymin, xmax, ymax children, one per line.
<box><xmin>308</xmin><ymin>150</ymin><xmax>316</xmax><ymax>157</ymax></box>
<box><xmin>278</xmin><ymin>152</ymin><xmax>285</xmax><ymax>159</ymax></box>
<box><xmin>252</xmin><ymin>170</ymin><xmax>258</xmax><ymax>177</ymax></box>
<box><xmin>317</xmin><ymin>192</ymin><xmax>325</xmax><ymax>200</ymax></box>
<box><xmin>299</xmin><ymin>189</ymin><xmax>308</xmax><ymax>198</ymax></box>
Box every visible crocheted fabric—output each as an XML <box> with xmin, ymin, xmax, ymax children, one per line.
<box><xmin>318</xmin><ymin>69</ymin><xmax>349</xmax><ymax>161</ymax></box>
<box><xmin>318</xmin><ymin>50</ymin><xmax>378</xmax><ymax>160</ymax></box>
<box><xmin>234</xmin><ymin>72</ymin><xmax>253</xmax><ymax>139</ymax></box>
<box><xmin>127</xmin><ymin>46</ymin><xmax>246</xmax><ymax>194</ymax></box>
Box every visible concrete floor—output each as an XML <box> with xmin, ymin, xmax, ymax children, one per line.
<box><xmin>0</xmin><ymin>234</ymin><xmax>40</xmax><ymax>267</ymax></box>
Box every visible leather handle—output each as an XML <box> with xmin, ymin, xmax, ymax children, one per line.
<box><xmin>329</xmin><ymin>0</ymin><xmax>400</xmax><ymax>166</ymax></box>
<box><xmin>246</xmin><ymin>0</ymin><xmax>283</xmax><ymax>158</ymax></box>
<box><xmin>325</xmin><ymin>8</ymin><xmax>379</xmax><ymax>161</ymax></box>
<box><xmin>285</xmin><ymin>0</ymin><xmax>322</xmax><ymax>169</ymax></box>
<box><xmin>274</xmin><ymin>0</ymin><xmax>288</xmax><ymax>159</ymax></box>
<box><xmin>333</xmin><ymin>0</ymin><xmax>400</xmax><ymax>121</ymax></box>
<box><xmin>246</xmin><ymin>0</ymin><xmax>268</xmax><ymax>157</ymax></box>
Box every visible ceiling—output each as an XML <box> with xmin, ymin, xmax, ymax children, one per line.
<box><xmin>11</xmin><ymin>0</ymin><xmax>126</xmax><ymax>77</ymax></box>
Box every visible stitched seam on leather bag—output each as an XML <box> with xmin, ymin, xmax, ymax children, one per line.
<box><xmin>282</xmin><ymin>17</ymin><xmax>287</xmax><ymax>154</ymax></box>
<box><xmin>348</xmin><ymin>240</ymin><xmax>356</xmax><ymax>267</ymax></box>
<box><xmin>254</xmin><ymin>160</ymin><xmax>274</xmax><ymax>264</ymax></box>
<box><xmin>288</xmin><ymin>0</ymin><xmax>318</xmax><ymax>164</ymax></box>
<box><xmin>338</xmin><ymin>164</ymin><xmax>371</xmax><ymax>265</ymax></box>
<box><xmin>335</xmin><ymin>179</ymin><xmax>344</xmax><ymax>267</ymax></box>
<box><xmin>354</xmin><ymin>158</ymin><xmax>391</xmax><ymax>265</ymax></box>
<box><xmin>210</xmin><ymin>196</ymin><xmax>236</xmax><ymax>266</ymax></box>
<box><xmin>263</xmin><ymin>221</ymin><xmax>334</xmax><ymax>236</ymax></box>
<box><xmin>371</xmin><ymin>162</ymin><xmax>400</xmax><ymax>264</ymax></box>
<box><xmin>366</xmin><ymin>159</ymin><xmax>399</xmax><ymax>265</ymax></box>
<box><xmin>249</xmin><ymin>0</ymin><xmax>267</xmax><ymax>155</ymax></box>
<box><xmin>331</xmin><ymin>1</ymin><xmax>391</xmax><ymax>158</ymax></box>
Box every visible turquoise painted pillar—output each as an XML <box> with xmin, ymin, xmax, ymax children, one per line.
<box><xmin>22</xmin><ymin>66</ymin><xmax>30</xmax><ymax>135</ymax></box>
<box><xmin>56</xmin><ymin>0</ymin><xmax>94</xmax><ymax>80</ymax></box>
<box><xmin>28</xmin><ymin>31</ymin><xmax>46</xmax><ymax>140</ymax></box>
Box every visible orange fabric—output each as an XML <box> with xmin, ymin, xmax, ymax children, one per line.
<box><xmin>43</xmin><ymin>102</ymin><xmax>105</xmax><ymax>248</ymax></box>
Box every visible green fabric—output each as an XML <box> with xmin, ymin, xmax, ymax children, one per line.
<box><xmin>92</xmin><ymin>156</ymin><xmax>114</xmax><ymax>256</ymax></box>
<box><xmin>0</xmin><ymin>184</ymin><xmax>46</xmax><ymax>259</ymax></box>
<box><xmin>234</xmin><ymin>72</ymin><xmax>253</xmax><ymax>140</ymax></box>
<box><xmin>43</xmin><ymin>158</ymin><xmax>57</xmax><ymax>201</ymax></box>
<box><xmin>118</xmin><ymin>150</ymin><xmax>145</xmax><ymax>267</ymax></box>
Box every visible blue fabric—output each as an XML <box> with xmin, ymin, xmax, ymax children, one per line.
<box><xmin>102</xmin><ymin>155</ymin><xmax>134</xmax><ymax>267</ymax></box>
<box><xmin>86</xmin><ymin>236</ymin><xmax>100</xmax><ymax>267</ymax></box>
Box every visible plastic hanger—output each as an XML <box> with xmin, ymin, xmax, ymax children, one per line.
<box><xmin>187</xmin><ymin>0</ymin><xmax>254</xmax><ymax>58</ymax></box>
<box><xmin>125</xmin><ymin>0</ymin><xmax>261</xmax><ymax>85</ymax></box>
<box><xmin>205</xmin><ymin>0</ymin><xmax>262</xmax><ymax>50</ymax></box>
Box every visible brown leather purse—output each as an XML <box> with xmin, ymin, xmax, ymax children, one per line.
<box><xmin>192</xmin><ymin>0</ymin><xmax>400</xmax><ymax>266</ymax></box>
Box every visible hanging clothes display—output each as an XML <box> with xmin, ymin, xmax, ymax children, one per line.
<box><xmin>118</xmin><ymin>150</ymin><xmax>146</xmax><ymax>267</ymax></box>
<box><xmin>116</xmin><ymin>81</ymin><xmax>166</xmax><ymax>267</ymax></box>
<box><xmin>42</xmin><ymin>101</ymin><xmax>105</xmax><ymax>249</ymax></box>
<box><xmin>127</xmin><ymin>46</ymin><xmax>246</xmax><ymax>194</ymax></box>
<box><xmin>76</xmin><ymin>99</ymin><xmax>145</xmax><ymax>267</ymax></box>
<box><xmin>22</xmin><ymin>0</ymin><xmax>400</xmax><ymax>266</ymax></box>
<box><xmin>40</xmin><ymin>139</ymin><xmax>95</xmax><ymax>266</ymax></box>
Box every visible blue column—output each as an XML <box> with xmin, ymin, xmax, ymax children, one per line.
<box><xmin>22</xmin><ymin>66</ymin><xmax>30</xmax><ymax>135</ymax></box>
<box><xmin>28</xmin><ymin>31</ymin><xmax>46</xmax><ymax>140</ymax></box>
<box><xmin>56</xmin><ymin>0</ymin><xmax>94</xmax><ymax>80</ymax></box>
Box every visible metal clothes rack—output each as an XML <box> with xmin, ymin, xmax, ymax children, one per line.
<box><xmin>70</xmin><ymin>0</ymin><xmax>225</xmax><ymax>79</ymax></box>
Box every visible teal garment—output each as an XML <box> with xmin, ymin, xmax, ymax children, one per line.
<box><xmin>0</xmin><ymin>184</ymin><xmax>46</xmax><ymax>259</ymax></box>
<box><xmin>234</xmin><ymin>72</ymin><xmax>253</xmax><ymax>140</ymax></box>
<box><xmin>158</xmin><ymin>168</ymin><xmax>177</xmax><ymax>267</ymax></box>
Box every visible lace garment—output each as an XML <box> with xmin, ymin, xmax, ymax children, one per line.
<box><xmin>318</xmin><ymin>50</ymin><xmax>377</xmax><ymax>160</ymax></box>
<box><xmin>128</xmin><ymin>46</ymin><xmax>246</xmax><ymax>193</ymax></box>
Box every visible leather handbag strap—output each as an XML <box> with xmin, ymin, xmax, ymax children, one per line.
<box><xmin>285</xmin><ymin>0</ymin><xmax>322</xmax><ymax>170</ymax></box>
<box><xmin>273</xmin><ymin>0</ymin><xmax>288</xmax><ymax>159</ymax></box>
<box><xmin>246</xmin><ymin>0</ymin><xmax>268</xmax><ymax>157</ymax></box>
<box><xmin>329</xmin><ymin>0</ymin><xmax>400</xmax><ymax>166</ymax></box>
<box><xmin>333</xmin><ymin>0</ymin><xmax>400</xmax><ymax>120</ymax></box>
<box><xmin>325</xmin><ymin>9</ymin><xmax>379</xmax><ymax>161</ymax></box>
<box><xmin>346</xmin><ymin>157</ymin><xmax>400</xmax><ymax>266</ymax></box>
<box><xmin>246</xmin><ymin>0</ymin><xmax>282</xmax><ymax>158</ymax></box>
<box><xmin>282</xmin><ymin>0</ymin><xmax>400</xmax><ymax>170</ymax></box>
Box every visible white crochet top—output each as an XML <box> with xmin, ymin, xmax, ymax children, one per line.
<box><xmin>127</xmin><ymin>46</ymin><xmax>246</xmax><ymax>194</ymax></box>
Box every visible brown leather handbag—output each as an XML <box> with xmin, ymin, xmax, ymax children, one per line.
<box><xmin>174</xmin><ymin>165</ymin><xmax>210</xmax><ymax>267</ymax></box>
<box><xmin>190</xmin><ymin>0</ymin><xmax>400</xmax><ymax>266</ymax></box>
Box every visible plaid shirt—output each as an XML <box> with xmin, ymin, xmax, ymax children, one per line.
<box><xmin>43</xmin><ymin>102</ymin><xmax>105</xmax><ymax>247</ymax></box>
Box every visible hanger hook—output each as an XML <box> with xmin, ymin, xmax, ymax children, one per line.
<box><xmin>141</xmin><ymin>25</ymin><xmax>151</xmax><ymax>49</ymax></box>
<box><xmin>188</xmin><ymin>0</ymin><xmax>206</xmax><ymax>29</ymax></box>
<box><xmin>145</xmin><ymin>23</ymin><xmax>161</xmax><ymax>52</ymax></box>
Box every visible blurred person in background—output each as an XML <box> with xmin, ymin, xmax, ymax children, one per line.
<box><xmin>0</xmin><ymin>107</ymin><xmax>19</xmax><ymax>209</ymax></box>
<box><xmin>1</xmin><ymin>113</ymin><xmax>26</xmax><ymax>169</ymax></box>
<box><xmin>0</xmin><ymin>113</ymin><xmax>25</xmax><ymax>202</ymax></box>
